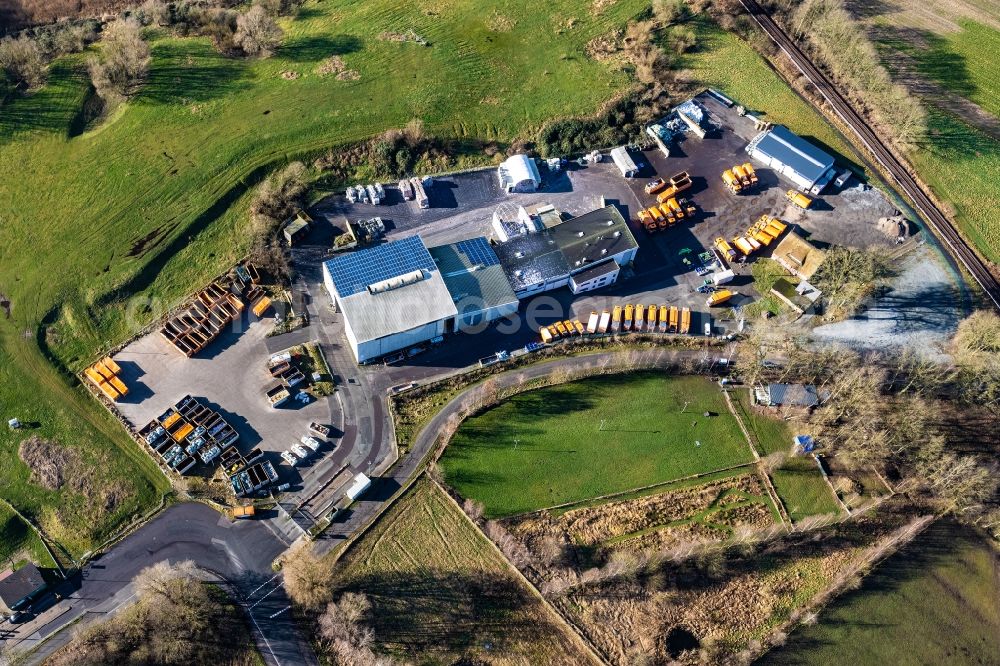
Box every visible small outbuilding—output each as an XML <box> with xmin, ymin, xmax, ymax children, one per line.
<box><xmin>498</xmin><ymin>154</ymin><xmax>541</xmax><ymax>193</ymax></box>
<box><xmin>0</xmin><ymin>563</ymin><xmax>46</xmax><ymax>613</ymax></box>
<box><xmin>610</xmin><ymin>146</ymin><xmax>639</xmax><ymax>178</ymax></box>
<box><xmin>283</xmin><ymin>210</ymin><xmax>313</xmax><ymax>246</ymax></box>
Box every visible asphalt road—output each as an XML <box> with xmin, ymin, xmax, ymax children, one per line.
<box><xmin>5</xmin><ymin>503</ymin><xmax>317</xmax><ymax>666</ymax></box>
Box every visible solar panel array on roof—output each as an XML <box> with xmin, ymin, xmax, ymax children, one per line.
<box><xmin>453</xmin><ymin>237</ymin><xmax>501</xmax><ymax>268</ymax></box>
<box><xmin>324</xmin><ymin>236</ymin><xmax>437</xmax><ymax>297</ymax></box>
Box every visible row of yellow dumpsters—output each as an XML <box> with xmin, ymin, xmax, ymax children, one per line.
<box><xmin>714</xmin><ymin>214</ymin><xmax>788</xmax><ymax>261</ymax></box>
<box><xmin>721</xmin><ymin>162</ymin><xmax>759</xmax><ymax>194</ymax></box>
<box><xmin>85</xmin><ymin>357</ymin><xmax>128</xmax><ymax>402</ymax></box>
<box><xmin>637</xmin><ymin>171</ymin><xmax>697</xmax><ymax>233</ymax></box>
<box><xmin>541</xmin><ymin>304</ymin><xmax>693</xmax><ymax>343</ymax></box>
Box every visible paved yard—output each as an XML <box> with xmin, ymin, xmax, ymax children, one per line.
<box><xmin>112</xmin><ymin>311</ymin><xmax>345</xmax><ymax>510</ymax></box>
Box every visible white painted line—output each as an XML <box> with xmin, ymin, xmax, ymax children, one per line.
<box><xmin>244</xmin><ymin>601</ymin><xmax>280</xmax><ymax>666</ymax></box>
<box><xmin>269</xmin><ymin>605</ymin><xmax>290</xmax><ymax>619</ymax></box>
<box><xmin>246</xmin><ymin>574</ymin><xmax>281</xmax><ymax>600</ymax></box>
<box><xmin>248</xmin><ymin>583</ymin><xmax>282</xmax><ymax>610</ymax></box>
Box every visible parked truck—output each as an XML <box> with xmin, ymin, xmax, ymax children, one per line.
<box><xmin>658</xmin><ymin>305</ymin><xmax>669</xmax><ymax>333</ymax></box>
<box><xmin>786</xmin><ymin>189</ymin><xmax>813</xmax><ymax>209</ymax></box>
<box><xmin>668</xmin><ymin>305</ymin><xmax>679</xmax><ymax>333</ymax></box>
<box><xmin>742</xmin><ymin>163</ymin><xmax>758</xmax><ymax>185</ymax></box>
<box><xmin>597</xmin><ymin>310</ymin><xmax>611</xmax><ymax>334</ymax></box>
<box><xmin>586</xmin><ymin>311</ymin><xmax>600</xmax><ymax>334</ymax></box>
<box><xmin>656</xmin><ymin>172</ymin><xmax>692</xmax><ymax>203</ymax></box>
<box><xmin>623</xmin><ymin>304</ymin><xmax>634</xmax><ymax>331</ymax></box>
<box><xmin>706</xmin><ymin>289</ymin><xmax>735</xmax><ymax>307</ymax></box>
<box><xmin>645</xmin><ymin>305</ymin><xmax>658</xmax><ymax>332</ymax></box>
<box><xmin>722</xmin><ymin>169</ymin><xmax>741</xmax><ymax>194</ymax></box>
<box><xmin>634</xmin><ymin>305</ymin><xmax>646</xmax><ymax>330</ymax></box>
<box><xmin>680</xmin><ymin>307</ymin><xmax>691</xmax><ymax>334</ymax></box>
<box><xmin>733</xmin><ymin>164</ymin><xmax>751</xmax><ymax>188</ymax></box>
<box><xmin>611</xmin><ymin>306</ymin><xmax>623</xmax><ymax>332</ymax></box>
<box><xmin>714</xmin><ymin>237</ymin><xmax>737</xmax><ymax>262</ymax></box>
<box><xmin>712</xmin><ymin>269</ymin><xmax>735</xmax><ymax>286</ymax></box>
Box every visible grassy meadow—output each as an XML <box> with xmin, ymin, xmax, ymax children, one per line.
<box><xmin>733</xmin><ymin>391</ymin><xmax>841</xmax><ymax>521</ymax></box>
<box><xmin>441</xmin><ymin>373</ymin><xmax>756</xmax><ymax>516</ymax></box>
<box><xmin>0</xmin><ymin>0</ymin><xmax>650</xmax><ymax>555</ymax></box>
<box><xmin>762</xmin><ymin>520</ymin><xmax>1000</xmax><ymax>665</ymax></box>
<box><xmin>865</xmin><ymin>11</ymin><xmax>1000</xmax><ymax>262</ymax></box>
<box><xmin>0</xmin><ymin>503</ymin><xmax>56</xmax><ymax>570</ymax></box>
<box><xmin>334</xmin><ymin>480</ymin><xmax>597</xmax><ymax>664</ymax></box>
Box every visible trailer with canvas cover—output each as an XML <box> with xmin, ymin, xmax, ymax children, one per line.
<box><xmin>645</xmin><ymin>305</ymin><xmax>658</xmax><ymax>332</ymax></box>
<box><xmin>611</xmin><ymin>306</ymin><xmax>623</xmax><ymax>332</ymax></box>
<box><xmin>669</xmin><ymin>306</ymin><xmax>679</xmax><ymax>333</ymax></box>
<box><xmin>680</xmin><ymin>307</ymin><xmax>691</xmax><ymax>334</ymax></box>
<box><xmin>586</xmin><ymin>311</ymin><xmax>599</xmax><ymax>334</ymax></box>
<box><xmin>623</xmin><ymin>304</ymin><xmax>634</xmax><ymax>331</ymax></box>
<box><xmin>634</xmin><ymin>304</ymin><xmax>645</xmax><ymax>330</ymax></box>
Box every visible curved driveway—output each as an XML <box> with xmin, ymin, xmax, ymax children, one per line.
<box><xmin>10</xmin><ymin>503</ymin><xmax>317</xmax><ymax>666</ymax></box>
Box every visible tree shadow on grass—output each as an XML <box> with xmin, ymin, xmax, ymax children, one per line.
<box><xmin>279</xmin><ymin>34</ymin><xmax>362</xmax><ymax>63</ymax></box>
<box><xmin>339</xmin><ymin>570</ymin><xmax>556</xmax><ymax>658</ymax></box>
<box><xmin>0</xmin><ymin>60</ymin><xmax>89</xmax><ymax>143</ymax></box>
<box><xmin>136</xmin><ymin>40</ymin><xmax>252</xmax><ymax>106</ymax></box>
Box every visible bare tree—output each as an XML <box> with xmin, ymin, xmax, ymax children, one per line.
<box><xmin>88</xmin><ymin>19</ymin><xmax>150</xmax><ymax>102</ymax></box>
<box><xmin>282</xmin><ymin>545</ymin><xmax>334</xmax><ymax>610</ymax></box>
<box><xmin>0</xmin><ymin>35</ymin><xmax>46</xmax><ymax>89</ymax></box>
<box><xmin>235</xmin><ymin>5</ymin><xmax>283</xmax><ymax>58</ymax></box>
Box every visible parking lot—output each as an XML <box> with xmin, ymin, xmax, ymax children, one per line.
<box><xmin>111</xmin><ymin>308</ymin><xmax>352</xmax><ymax>535</ymax></box>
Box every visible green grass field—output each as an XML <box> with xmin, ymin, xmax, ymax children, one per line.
<box><xmin>0</xmin><ymin>503</ymin><xmax>55</xmax><ymax>570</ymax></box>
<box><xmin>732</xmin><ymin>391</ymin><xmax>841</xmax><ymax>521</ymax></box>
<box><xmin>0</xmin><ymin>0</ymin><xmax>650</xmax><ymax>555</ymax></box>
<box><xmin>868</xmin><ymin>16</ymin><xmax>1000</xmax><ymax>263</ymax></box>
<box><xmin>442</xmin><ymin>373</ymin><xmax>756</xmax><ymax>516</ymax></box>
<box><xmin>335</xmin><ymin>480</ymin><xmax>597</xmax><ymax>664</ymax></box>
<box><xmin>762</xmin><ymin>520</ymin><xmax>1000</xmax><ymax>665</ymax></box>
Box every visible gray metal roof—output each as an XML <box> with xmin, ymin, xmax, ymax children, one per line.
<box><xmin>767</xmin><ymin>383</ymin><xmax>820</xmax><ymax>407</ymax></box>
<box><xmin>428</xmin><ymin>238</ymin><xmax>518</xmax><ymax>313</ymax></box>
<box><xmin>0</xmin><ymin>564</ymin><xmax>45</xmax><ymax>608</ymax></box>
<box><xmin>554</xmin><ymin>205</ymin><xmax>638</xmax><ymax>270</ymax></box>
<box><xmin>570</xmin><ymin>258</ymin><xmax>619</xmax><ymax>284</ymax></box>
<box><xmin>494</xmin><ymin>204</ymin><xmax>637</xmax><ymax>292</ymax></box>
<box><xmin>749</xmin><ymin>125</ymin><xmax>835</xmax><ymax>185</ymax></box>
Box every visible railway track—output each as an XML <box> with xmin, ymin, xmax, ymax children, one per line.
<box><xmin>740</xmin><ymin>0</ymin><xmax>1000</xmax><ymax>311</ymax></box>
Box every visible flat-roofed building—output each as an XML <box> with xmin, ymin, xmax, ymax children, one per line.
<box><xmin>429</xmin><ymin>238</ymin><xmax>519</xmax><ymax>331</ymax></box>
<box><xmin>494</xmin><ymin>204</ymin><xmax>638</xmax><ymax>298</ymax></box>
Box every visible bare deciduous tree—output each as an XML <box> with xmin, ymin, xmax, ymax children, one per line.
<box><xmin>0</xmin><ymin>35</ymin><xmax>46</xmax><ymax>89</ymax></box>
<box><xmin>282</xmin><ymin>545</ymin><xmax>334</xmax><ymax>610</ymax></box>
<box><xmin>88</xmin><ymin>19</ymin><xmax>150</xmax><ymax>102</ymax></box>
<box><xmin>235</xmin><ymin>5</ymin><xmax>283</xmax><ymax>58</ymax></box>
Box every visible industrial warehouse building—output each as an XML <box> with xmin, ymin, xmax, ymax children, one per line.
<box><xmin>746</xmin><ymin>125</ymin><xmax>836</xmax><ymax>195</ymax></box>
<box><xmin>493</xmin><ymin>204</ymin><xmax>639</xmax><ymax>297</ymax></box>
<box><xmin>324</xmin><ymin>204</ymin><xmax>637</xmax><ymax>363</ymax></box>
<box><xmin>497</xmin><ymin>154</ymin><xmax>541</xmax><ymax>193</ymax></box>
<box><xmin>323</xmin><ymin>237</ymin><xmax>458</xmax><ymax>363</ymax></box>
<box><xmin>323</xmin><ymin>236</ymin><xmax>518</xmax><ymax>362</ymax></box>
<box><xmin>428</xmin><ymin>238</ymin><xmax>519</xmax><ymax>331</ymax></box>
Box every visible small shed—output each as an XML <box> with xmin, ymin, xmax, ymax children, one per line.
<box><xmin>610</xmin><ymin>146</ymin><xmax>639</xmax><ymax>178</ymax></box>
<box><xmin>345</xmin><ymin>473</ymin><xmax>372</xmax><ymax>501</ymax></box>
<box><xmin>0</xmin><ymin>563</ymin><xmax>46</xmax><ymax>613</ymax></box>
<box><xmin>282</xmin><ymin>211</ymin><xmax>314</xmax><ymax>246</ymax></box>
<box><xmin>498</xmin><ymin>155</ymin><xmax>541</xmax><ymax>193</ymax></box>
